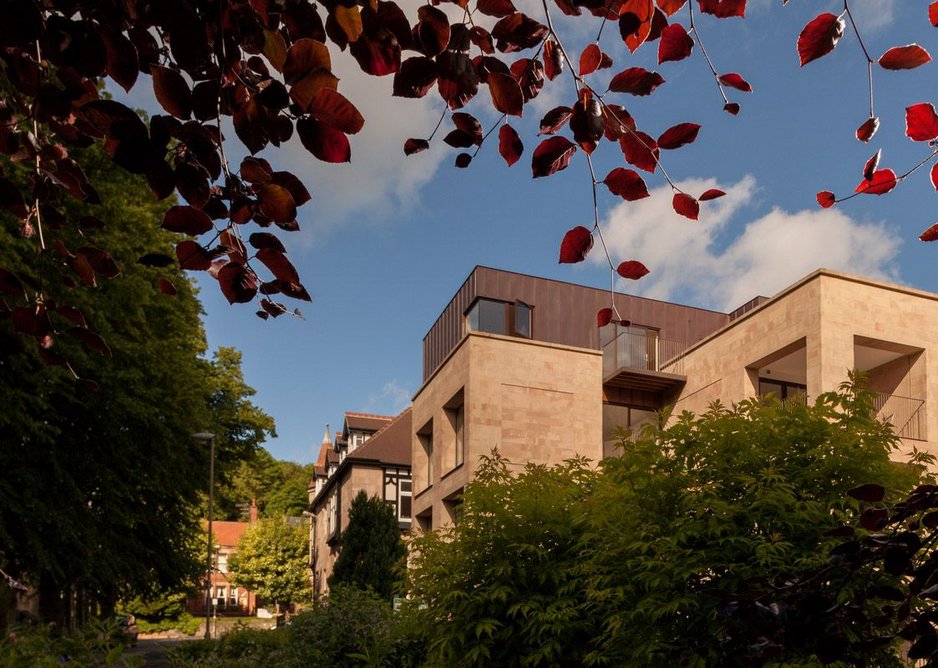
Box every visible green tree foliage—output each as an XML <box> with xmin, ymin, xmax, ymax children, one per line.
<box><xmin>0</xmin><ymin>146</ymin><xmax>274</xmax><ymax>624</ymax></box>
<box><xmin>329</xmin><ymin>491</ymin><xmax>408</xmax><ymax>601</ymax></box>
<box><xmin>228</xmin><ymin>517</ymin><xmax>310</xmax><ymax>609</ymax></box>
<box><xmin>408</xmin><ymin>381</ymin><xmax>928</xmax><ymax>667</ymax></box>
<box><xmin>409</xmin><ymin>455</ymin><xmax>596</xmax><ymax>666</ymax></box>
<box><xmin>216</xmin><ymin>450</ymin><xmax>313</xmax><ymax>521</ymax></box>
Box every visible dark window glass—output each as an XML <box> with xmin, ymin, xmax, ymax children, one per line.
<box><xmin>400</xmin><ymin>495</ymin><xmax>412</xmax><ymax>519</ymax></box>
<box><xmin>467</xmin><ymin>299</ymin><xmax>507</xmax><ymax>335</ymax></box>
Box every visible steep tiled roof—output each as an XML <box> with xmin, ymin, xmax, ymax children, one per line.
<box><xmin>344</xmin><ymin>412</ymin><xmax>394</xmax><ymax>433</ymax></box>
<box><xmin>213</xmin><ymin>521</ymin><xmax>248</xmax><ymax>548</ymax></box>
<box><xmin>349</xmin><ymin>408</ymin><xmax>412</xmax><ymax>467</ymax></box>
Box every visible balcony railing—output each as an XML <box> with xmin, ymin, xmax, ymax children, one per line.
<box><xmin>873</xmin><ymin>391</ymin><xmax>926</xmax><ymax>441</ymax></box>
<box><xmin>601</xmin><ymin>327</ymin><xmax>688</xmax><ymax>376</ymax></box>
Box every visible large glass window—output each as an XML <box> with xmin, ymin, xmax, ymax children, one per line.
<box><xmin>467</xmin><ymin>299</ymin><xmax>507</xmax><ymax>334</ymax></box>
<box><xmin>513</xmin><ymin>301</ymin><xmax>532</xmax><ymax>338</ymax></box>
<box><xmin>759</xmin><ymin>379</ymin><xmax>806</xmax><ymax>402</ymax></box>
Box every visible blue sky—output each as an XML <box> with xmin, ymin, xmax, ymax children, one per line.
<box><xmin>126</xmin><ymin>0</ymin><xmax>938</xmax><ymax>463</ymax></box>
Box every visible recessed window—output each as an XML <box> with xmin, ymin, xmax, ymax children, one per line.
<box><xmin>467</xmin><ymin>298</ymin><xmax>508</xmax><ymax>334</ymax></box>
<box><xmin>466</xmin><ymin>298</ymin><xmax>533</xmax><ymax>339</ymax></box>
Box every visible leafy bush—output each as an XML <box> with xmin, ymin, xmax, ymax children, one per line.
<box><xmin>136</xmin><ymin>613</ymin><xmax>200</xmax><ymax>636</ymax></box>
<box><xmin>167</xmin><ymin>586</ymin><xmax>425</xmax><ymax>668</ymax></box>
<box><xmin>0</xmin><ymin>618</ymin><xmax>137</xmax><ymax>668</ymax></box>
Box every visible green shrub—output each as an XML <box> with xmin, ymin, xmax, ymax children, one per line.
<box><xmin>0</xmin><ymin>619</ymin><xmax>138</xmax><ymax>668</ymax></box>
<box><xmin>136</xmin><ymin>612</ymin><xmax>200</xmax><ymax>636</ymax></box>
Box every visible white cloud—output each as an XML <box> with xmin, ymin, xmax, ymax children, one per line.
<box><xmin>843</xmin><ymin>0</ymin><xmax>896</xmax><ymax>32</ymax></box>
<box><xmin>595</xmin><ymin>176</ymin><xmax>901</xmax><ymax>311</ymax></box>
<box><xmin>366</xmin><ymin>380</ymin><xmax>413</xmax><ymax>415</ymax></box>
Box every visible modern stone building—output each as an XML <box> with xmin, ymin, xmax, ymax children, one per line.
<box><xmin>410</xmin><ymin>266</ymin><xmax>936</xmax><ymax>530</ymax></box>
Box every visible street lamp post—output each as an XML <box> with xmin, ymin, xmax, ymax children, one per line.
<box><xmin>192</xmin><ymin>432</ymin><xmax>216</xmax><ymax>641</ymax></box>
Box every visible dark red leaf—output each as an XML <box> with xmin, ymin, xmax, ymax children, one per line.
<box><xmin>647</xmin><ymin>8</ymin><xmax>668</xmax><ymax>42</ymax></box>
<box><xmin>66</xmin><ymin>327</ymin><xmax>111</xmax><ymax>357</ymax></box>
<box><xmin>137</xmin><ymin>253</ymin><xmax>174</xmax><ymax>267</ymax></box>
<box><xmin>38</xmin><ymin>347</ymin><xmax>70</xmax><ymax>369</ymax></box>
<box><xmin>261</xmin><ymin>299</ymin><xmax>288</xmax><ymax>318</ymax></box>
<box><xmin>159</xmin><ymin>278</ymin><xmax>177</xmax><ymax>295</ymax></box>
<box><xmin>698</xmin><ymin>0</ymin><xmax>745</xmax><ymax>18</ymax></box>
<box><xmin>393</xmin><ymin>56</ymin><xmax>438</xmax><ymax>98</ymax></box>
<box><xmin>608</xmin><ymin>67</ymin><xmax>665</xmax><ymax>96</ymax></box>
<box><xmin>847</xmin><ymin>483</ymin><xmax>885</xmax><ymax>503</ymax></box>
<box><xmin>308</xmin><ymin>88</ymin><xmax>365</xmax><ymax>134</ymax></box>
<box><xmin>879</xmin><ymin>44</ymin><xmax>931</xmax><ymax>70</ymax></box>
<box><xmin>603</xmin><ymin>168</ymin><xmax>650</xmax><ymax>201</ymax></box>
<box><xmin>477</xmin><ymin>0</ymin><xmax>517</xmax><ymax>18</ymax></box>
<box><xmin>289</xmin><ymin>69</ymin><xmax>340</xmax><ymax>112</ymax></box>
<box><xmin>249</xmin><ymin>232</ymin><xmax>287</xmax><ymax>253</ymax></box>
<box><xmin>602</xmin><ymin>105</ymin><xmax>635</xmax><ymax>140</ymax></box>
<box><xmin>657</xmin><ymin>122</ymin><xmax>700</xmax><ymax>149</ymax></box>
<box><xmin>798</xmin><ymin>13</ymin><xmax>845</xmax><ymax>67</ymax></box>
<box><xmin>718</xmin><ymin>72</ymin><xmax>751</xmax><ymax>92</ymax></box>
<box><xmin>620</xmin><ymin>130</ymin><xmax>659</xmax><ymax>172</ymax></box>
<box><xmin>151</xmin><ymin>65</ymin><xmax>192</xmax><ymax>119</ymax></box>
<box><xmin>699</xmin><ymin>189</ymin><xmax>725</xmax><ymax>201</ymax></box>
<box><xmin>418</xmin><ymin>4</ymin><xmax>450</xmax><ymax>56</ymax></box>
<box><xmin>283</xmin><ymin>39</ymin><xmax>332</xmax><ymax>84</ymax></box>
<box><xmin>509</xmin><ymin>58</ymin><xmax>545</xmax><ymax>102</ymax></box>
<box><xmin>455</xmin><ymin>152</ymin><xmax>472</xmax><ymax>168</ymax></box>
<box><xmin>217</xmin><ymin>262</ymin><xmax>258</xmax><ymax>304</ymax></box>
<box><xmin>491</xmin><ymin>13</ymin><xmax>548</xmax><ymax>52</ymax></box>
<box><xmin>76</xmin><ymin>247</ymin><xmax>120</xmax><ymax>279</ymax></box>
<box><xmin>54</xmin><ymin>306</ymin><xmax>86</xmax><ymax>328</ymax></box>
<box><xmin>673</xmin><ymin>192</ymin><xmax>699</xmax><ymax>219</ymax></box>
<box><xmin>658</xmin><ymin>23</ymin><xmax>693</xmax><ymax>64</ymax></box>
<box><xmin>175</xmin><ymin>240</ymin><xmax>212</xmax><ymax>271</ymax></box>
<box><xmin>256</xmin><ymin>248</ymin><xmax>300</xmax><ymax>284</ymax></box>
<box><xmin>597</xmin><ymin>307</ymin><xmax>613</xmax><ymax>327</ymax></box>
<box><xmin>570</xmin><ymin>95</ymin><xmax>604</xmax><ymax>152</ymax></box>
<box><xmin>444</xmin><ymin>129</ymin><xmax>476</xmax><ymax>148</ymax></box>
<box><xmin>161</xmin><ymin>205</ymin><xmax>214</xmax><ymax>236</ymax></box>
<box><xmin>241</xmin><ymin>157</ymin><xmax>273</xmax><ymax>184</ymax></box>
<box><xmin>817</xmin><ymin>191</ymin><xmax>836</xmax><ymax>208</ymax></box>
<box><xmin>905</xmin><ymin>103</ymin><xmax>938</xmax><ymax>141</ymax></box>
<box><xmin>270</xmin><ymin>172</ymin><xmax>311</xmax><ymax>208</ymax></box>
<box><xmin>543</xmin><ymin>40</ymin><xmax>564</xmax><ymax>80</ymax></box>
<box><xmin>856</xmin><ymin>116</ymin><xmax>879</xmax><ymax>143</ymax></box>
<box><xmin>931</xmin><ymin>1</ymin><xmax>938</xmax><ymax>27</ymax></box>
<box><xmin>558</xmin><ymin>225</ymin><xmax>593</xmax><ymax>263</ymax></box>
<box><xmin>488</xmin><ymin>72</ymin><xmax>524</xmax><ymax>116</ymax></box>
<box><xmin>297</xmin><ymin>117</ymin><xmax>351</xmax><ymax>163</ymax></box>
<box><xmin>616</xmin><ymin>260</ymin><xmax>650</xmax><ymax>280</ymax></box>
<box><xmin>256</xmin><ymin>183</ymin><xmax>297</xmax><ymax>224</ymax></box>
<box><xmin>436</xmin><ymin>51</ymin><xmax>479</xmax><ymax>110</ymax></box>
<box><xmin>273</xmin><ymin>280</ymin><xmax>312</xmax><ymax>302</ymax></box>
<box><xmin>469</xmin><ymin>26</ymin><xmax>495</xmax><ymax>54</ymax></box>
<box><xmin>453</xmin><ymin>113</ymin><xmax>483</xmax><ymax>144</ymax></box>
<box><xmin>101</xmin><ymin>27</ymin><xmax>139</xmax><ymax>93</ymax></box>
<box><xmin>656</xmin><ymin>0</ymin><xmax>686</xmax><ymax>16</ymax></box>
<box><xmin>920</xmin><ymin>223</ymin><xmax>938</xmax><ymax>242</ymax></box>
<box><xmin>12</xmin><ymin>304</ymin><xmax>49</xmax><ymax>337</ymax></box>
<box><xmin>404</xmin><ymin>138</ymin><xmax>430</xmax><ymax>155</ymax></box>
<box><xmin>862</xmin><ymin>149</ymin><xmax>881</xmax><ymax>182</ymax></box>
<box><xmin>532</xmin><ymin>136</ymin><xmax>577</xmax><ymax>177</ymax></box>
<box><xmin>855</xmin><ymin>169</ymin><xmax>898</xmax><ymax>196</ymax></box>
<box><xmin>932</xmin><ymin>163</ymin><xmax>938</xmax><ymax>191</ymax></box>
<box><xmin>619</xmin><ymin>0</ymin><xmax>655</xmax><ymax>53</ymax></box>
<box><xmin>580</xmin><ymin>44</ymin><xmax>603</xmax><ymax>75</ymax></box>
<box><xmin>349</xmin><ymin>31</ymin><xmax>402</xmax><ymax>76</ymax></box>
<box><xmin>498</xmin><ymin>125</ymin><xmax>523</xmax><ymax>166</ymax></box>
<box><xmin>724</xmin><ymin>102</ymin><xmax>740</xmax><ymax>115</ymax></box>
<box><xmin>539</xmin><ymin>106</ymin><xmax>573</xmax><ymax>135</ymax></box>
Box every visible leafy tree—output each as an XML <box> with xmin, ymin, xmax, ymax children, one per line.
<box><xmin>228</xmin><ymin>517</ymin><xmax>310</xmax><ymax>610</ymax></box>
<box><xmin>215</xmin><ymin>451</ymin><xmax>312</xmax><ymax>521</ymax></box>
<box><xmin>329</xmin><ymin>491</ymin><xmax>408</xmax><ymax>601</ymax></box>
<box><xmin>407</xmin><ymin>381</ymin><xmax>929</xmax><ymax>667</ymax></box>
<box><xmin>0</xmin><ymin>144</ymin><xmax>273</xmax><ymax>625</ymax></box>
<box><xmin>408</xmin><ymin>454</ymin><xmax>597</xmax><ymax>666</ymax></box>
<box><xmin>1</xmin><ymin>0</ymin><xmax>936</xmax><ymax>367</ymax></box>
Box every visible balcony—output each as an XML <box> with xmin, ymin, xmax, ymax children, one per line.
<box><xmin>601</xmin><ymin>325</ymin><xmax>687</xmax><ymax>395</ymax></box>
<box><xmin>873</xmin><ymin>391</ymin><xmax>926</xmax><ymax>441</ymax></box>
